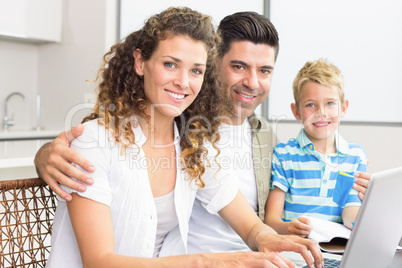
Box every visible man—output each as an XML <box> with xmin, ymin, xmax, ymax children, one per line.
<box><xmin>187</xmin><ymin>11</ymin><xmax>279</xmax><ymax>253</ymax></box>
<box><xmin>35</xmin><ymin>11</ymin><xmax>370</xmax><ymax>259</ymax></box>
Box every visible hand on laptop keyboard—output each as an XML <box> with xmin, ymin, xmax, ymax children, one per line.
<box><xmin>302</xmin><ymin>258</ymin><xmax>341</xmax><ymax>268</ymax></box>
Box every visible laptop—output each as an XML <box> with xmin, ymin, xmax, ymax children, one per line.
<box><xmin>300</xmin><ymin>166</ymin><xmax>402</xmax><ymax>268</ymax></box>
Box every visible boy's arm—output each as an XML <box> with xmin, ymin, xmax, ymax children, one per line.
<box><xmin>265</xmin><ymin>187</ymin><xmax>312</xmax><ymax>237</ymax></box>
<box><xmin>267</xmin><ymin>148</ymin><xmax>312</xmax><ymax>237</ymax></box>
<box><xmin>34</xmin><ymin>124</ymin><xmax>95</xmax><ymax>201</ymax></box>
<box><xmin>342</xmin><ymin>206</ymin><xmax>360</xmax><ymax>229</ymax></box>
<box><xmin>265</xmin><ymin>187</ymin><xmax>289</xmax><ymax>234</ymax></box>
<box><xmin>342</xmin><ymin>166</ymin><xmax>363</xmax><ymax>230</ymax></box>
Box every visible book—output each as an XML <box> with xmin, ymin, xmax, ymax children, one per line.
<box><xmin>305</xmin><ymin>216</ymin><xmax>402</xmax><ymax>254</ymax></box>
<box><xmin>305</xmin><ymin>216</ymin><xmax>351</xmax><ymax>253</ymax></box>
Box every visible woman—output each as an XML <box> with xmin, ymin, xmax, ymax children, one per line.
<box><xmin>47</xmin><ymin>7</ymin><xmax>321</xmax><ymax>268</ymax></box>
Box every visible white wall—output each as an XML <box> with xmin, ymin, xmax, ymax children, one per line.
<box><xmin>120</xmin><ymin>0</ymin><xmax>264</xmax><ymax>39</ymax></box>
<box><xmin>37</xmin><ymin>0</ymin><xmax>109</xmax><ymax>130</ymax></box>
<box><xmin>269</xmin><ymin>0</ymin><xmax>402</xmax><ymax>123</ymax></box>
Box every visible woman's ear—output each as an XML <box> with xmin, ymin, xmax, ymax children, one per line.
<box><xmin>133</xmin><ymin>49</ymin><xmax>144</xmax><ymax>76</ymax></box>
<box><xmin>291</xmin><ymin>103</ymin><xmax>301</xmax><ymax>120</ymax></box>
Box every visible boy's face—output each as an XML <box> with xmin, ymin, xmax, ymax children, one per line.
<box><xmin>291</xmin><ymin>81</ymin><xmax>349</xmax><ymax>144</ymax></box>
<box><xmin>220</xmin><ymin>41</ymin><xmax>276</xmax><ymax>124</ymax></box>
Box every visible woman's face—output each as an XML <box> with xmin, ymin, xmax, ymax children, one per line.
<box><xmin>134</xmin><ymin>35</ymin><xmax>208</xmax><ymax>120</ymax></box>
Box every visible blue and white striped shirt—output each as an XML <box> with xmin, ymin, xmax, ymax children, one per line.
<box><xmin>271</xmin><ymin>129</ymin><xmax>367</xmax><ymax>223</ymax></box>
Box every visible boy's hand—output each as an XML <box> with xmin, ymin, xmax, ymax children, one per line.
<box><xmin>353</xmin><ymin>172</ymin><xmax>372</xmax><ymax>201</ymax></box>
<box><xmin>34</xmin><ymin>124</ymin><xmax>95</xmax><ymax>201</ymax></box>
<box><xmin>287</xmin><ymin>217</ymin><xmax>312</xmax><ymax>237</ymax></box>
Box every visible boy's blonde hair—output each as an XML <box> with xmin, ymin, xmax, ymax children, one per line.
<box><xmin>292</xmin><ymin>58</ymin><xmax>344</xmax><ymax>107</ymax></box>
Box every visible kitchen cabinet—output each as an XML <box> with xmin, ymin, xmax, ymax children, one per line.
<box><xmin>0</xmin><ymin>0</ymin><xmax>62</xmax><ymax>43</ymax></box>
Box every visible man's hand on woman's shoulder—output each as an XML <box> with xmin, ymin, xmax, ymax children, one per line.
<box><xmin>34</xmin><ymin>124</ymin><xmax>95</xmax><ymax>201</ymax></box>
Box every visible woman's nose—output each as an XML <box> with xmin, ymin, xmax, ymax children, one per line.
<box><xmin>174</xmin><ymin>71</ymin><xmax>189</xmax><ymax>89</ymax></box>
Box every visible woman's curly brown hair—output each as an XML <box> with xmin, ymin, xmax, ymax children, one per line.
<box><xmin>82</xmin><ymin>7</ymin><xmax>230</xmax><ymax>187</ymax></box>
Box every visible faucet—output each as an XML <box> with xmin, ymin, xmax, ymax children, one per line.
<box><xmin>3</xmin><ymin>92</ymin><xmax>26</xmax><ymax>131</ymax></box>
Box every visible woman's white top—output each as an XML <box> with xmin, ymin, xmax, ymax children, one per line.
<box><xmin>47</xmin><ymin>119</ymin><xmax>238</xmax><ymax>267</ymax></box>
<box><xmin>153</xmin><ymin>190</ymin><xmax>178</xmax><ymax>257</ymax></box>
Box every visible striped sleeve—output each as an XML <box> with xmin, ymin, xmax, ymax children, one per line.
<box><xmin>271</xmin><ymin>145</ymin><xmax>290</xmax><ymax>193</ymax></box>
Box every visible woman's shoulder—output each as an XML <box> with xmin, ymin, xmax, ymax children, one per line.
<box><xmin>81</xmin><ymin>118</ymin><xmax>103</xmax><ymax>130</ymax></box>
<box><xmin>72</xmin><ymin>119</ymin><xmax>110</xmax><ymax>146</ymax></box>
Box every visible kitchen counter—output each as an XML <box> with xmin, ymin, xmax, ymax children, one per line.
<box><xmin>0</xmin><ymin>129</ymin><xmax>61</xmax><ymax>141</ymax></box>
<box><xmin>0</xmin><ymin>157</ymin><xmax>37</xmax><ymax>181</ymax></box>
<box><xmin>0</xmin><ymin>139</ymin><xmax>55</xmax><ymax>180</ymax></box>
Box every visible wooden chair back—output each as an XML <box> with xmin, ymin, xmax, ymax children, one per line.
<box><xmin>0</xmin><ymin>178</ymin><xmax>57</xmax><ymax>268</ymax></box>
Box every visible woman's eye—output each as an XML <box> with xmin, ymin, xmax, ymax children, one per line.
<box><xmin>191</xmin><ymin>68</ymin><xmax>203</xmax><ymax>75</ymax></box>
<box><xmin>164</xmin><ymin>62</ymin><xmax>175</xmax><ymax>68</ymax></box>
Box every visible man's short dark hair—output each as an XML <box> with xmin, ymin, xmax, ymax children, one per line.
<box><xmin>218</xmin><ymin>11</ymin><xmax>279</xmax><ymax>60</ymax></box>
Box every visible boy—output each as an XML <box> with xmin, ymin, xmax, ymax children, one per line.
<box><xmin>265</xmin><ymin>58</ymin><xmax>367</xmax><ymax>237</ymax></box>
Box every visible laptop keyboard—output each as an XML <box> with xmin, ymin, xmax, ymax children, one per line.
<box><xmin>302</xmin><ymin>257</ymin><xmax>341</xmax><ymax>268</ymax></box>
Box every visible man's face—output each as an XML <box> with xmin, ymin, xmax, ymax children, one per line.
<box><xmin>220</xmin><ymin>41</ymin><xmax>276</xmax><ymax>124</ymax></box>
